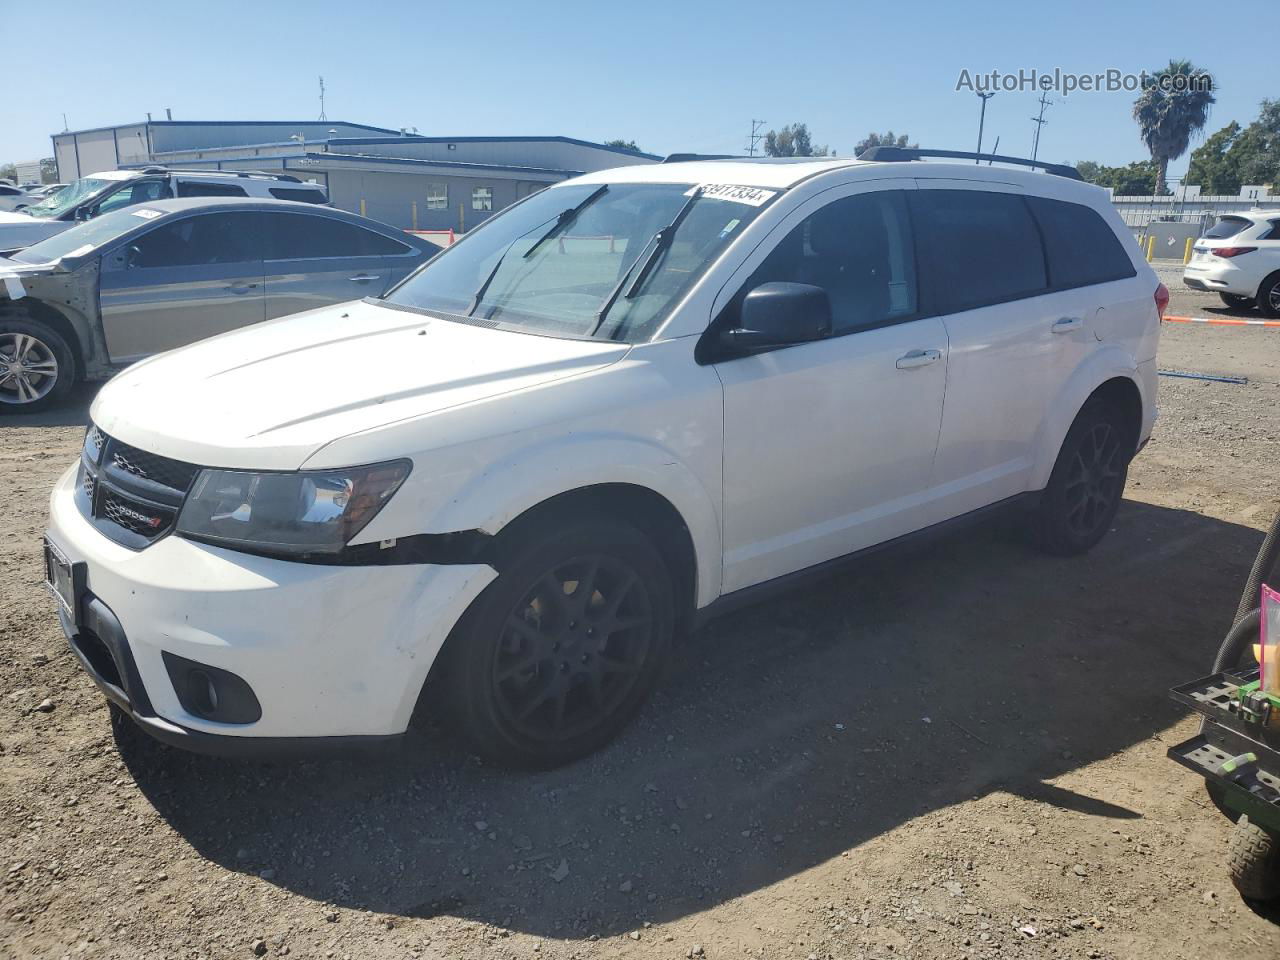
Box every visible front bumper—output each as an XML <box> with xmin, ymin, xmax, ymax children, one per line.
<box><xmin>47</xmin><ymin>463</ymin><xmax>496</xmax><ymax>751</ymax></box>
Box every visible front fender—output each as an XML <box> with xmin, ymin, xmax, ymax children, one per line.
<box><xmin>1028</xmin><ymin>346</ymin><xmax>1149</xmax><ymax>491</ymax></box>
<box><xmin>420</xmin><ymin>432</ymin><xmax>724</xmax><ymax>607</ymax></box>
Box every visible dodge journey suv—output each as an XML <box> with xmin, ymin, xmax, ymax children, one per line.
<box><xmin>45</xmin><ymin>150</ymin><xmax>1163</xmax><ymax>767</ymax></box>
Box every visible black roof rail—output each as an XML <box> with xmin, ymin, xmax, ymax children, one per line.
<box><xmin>662</xmin><ymin>153</ymin><xmax>743</xmax><ymax>163</ymax></box>
<box><xmin>856</xmin><ymin>146</ymin><xmax>1083</xmax><ymax>181</ymax></box>
<box><xmin>134</xmin><ymin>165</ymin><xmax>303</xmax><ymax>183</ymax></box>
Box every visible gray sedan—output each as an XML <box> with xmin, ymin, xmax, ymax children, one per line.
<box><xmin>0</xmin><ymin>198</ymin><xmax>436</xmax><ymax>410</ymax></box>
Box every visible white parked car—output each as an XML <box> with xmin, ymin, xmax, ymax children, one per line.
<box><xmin>44</xmin><ymin>150</ymin><xmax>1163</xmax><ymax>767</ymax></box>
<box><xmin>0</xmin><ymin>167</ymin><xmax>327</xmax><ymax>254</ymax></box>
<box><xmin>0</xmin><ymin>183</ymin><xmax>35</xmax><ymax>213</ymax></box>
<box><xmin>1183</xmin><ymin>210</ymin><xmax>1280</xmax><ymax>316</ymax></box>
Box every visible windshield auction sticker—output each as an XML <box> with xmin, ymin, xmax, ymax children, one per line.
<box><xmin>131</xmin><ymin>209</ymin><xmax>162</xmax><ymax>220</ymax></box>
<box><xmin>688</xmin><ymin>184</ymin><xmax>777</xmax><ymax>206</ymax></box>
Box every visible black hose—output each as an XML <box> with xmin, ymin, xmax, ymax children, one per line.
<box><xmin>1212</xmin><ymin>607</ymin><xmax>1262</xmax><ymax>674</ymax></box>
<box><xmin>1234</xmin><ymin>509</ymin><xmax>1280</xmax><ymax>626</ymax></box>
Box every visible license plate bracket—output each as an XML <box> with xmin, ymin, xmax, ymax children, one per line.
<box><xmin>43</xmin><ymin>536</ymin><xmax>85</xmax><ymax>626</ymax></box>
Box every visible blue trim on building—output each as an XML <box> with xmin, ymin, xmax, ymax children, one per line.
<box><xmin>307</xmin><ymin>152</ymin><xmax>580</xmax><ymax>176</ymax></box>
<box><xmin>325</xmin><ymin>135</ymin><xmax>662</xmax><ymax>161</ymax></box>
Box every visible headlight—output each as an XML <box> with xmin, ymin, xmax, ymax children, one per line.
<box><xmin>176</xmin><ymin>460</ymin><xmax>411</xmax><ymax>557</ymax></box>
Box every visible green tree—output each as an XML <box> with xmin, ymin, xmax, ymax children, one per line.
<box><xmin>0</xmin><ymin>163</ymin><xmax>16</xmax><ymax>183</ymax></box>
<box><xmin>1132</xmin><ymin>59</ymin><xmax>1215</xmax><ymax>195</ymax></box>
<box><xmin>603</xmin><ymin>139</ymin><xmax>642</xmax><ymax>152</ymax></box>
<box><xmin>1076</xmin><ymin>159</ymin><xmax>1165</xmax><ymax>196</ymax></box>
<box><xmin>1186</xmin><ymin>121</ymin><xmax>1243</xmax><ymax>194</ymax></box>
<box><xmin>1235</xmin><ymin>99</ymin><xmax>1280</xmax><ymax>189</ymax></box>
<box><xmin>764</xmin><ymin>123</ymin><xmax>829</xmax><ymax>157</ymax></box>
<box><xmin>854</xmin><ymin>131</ymin><xmax>917</xmax><ymax>156</ymax></box>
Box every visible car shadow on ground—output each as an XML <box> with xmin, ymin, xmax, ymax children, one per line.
<box><xmin>120</xmin><ymin>499</ymin><xmax>1265</xmax><ymax>939</ymax></box>
<box><xmin>0</xmin><ymin>382</ymin><xmax>96</xmax><ymax>427</ymax></box>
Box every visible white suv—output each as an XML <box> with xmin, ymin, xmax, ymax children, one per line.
<box><xmin>0</xmin><ymin>167</ymin><xmax>327</xmax><ymax>254</ymax></box>
<box><xmin>45</xmin><ymin>151</ymin><xmax>1163</xmax><ymax>767</ymax></box>
<box><xmin>1183</xmin><ymin>210</ymin><xmax>1280</xmax><ymax>315</ymax></box>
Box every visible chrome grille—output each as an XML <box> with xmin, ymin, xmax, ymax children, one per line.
<box><xmin>101</xmin><ymin>492</ymin><xmax>173</xmax><ymax>536</ymax></box>
<box><xmin>83</xmin><ymin>425</ymin><xmax>105</xmax><ymax>463</ymax></box>
<box><xmin>110</xmin><ymin>443</ymin><xmax>200</xmax><ymax>492</ymax></box>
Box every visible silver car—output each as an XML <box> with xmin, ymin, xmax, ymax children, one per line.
<box><xmin>0</xmin><ymin>198</ymin><xmax>436</xmax><ymax>410</ymax></box>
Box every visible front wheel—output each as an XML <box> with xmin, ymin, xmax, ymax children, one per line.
<box><xmin>1219</xmin><ymin>292</ymin><xmax>1256</xmax><ymax>311</ymax></box>
<box><xmin>0</xmin><ymin>318</ymin><xmax>75</xmax><ymax>412</ymax></box>
<box><xmin>1032</xmin><ymin>398</ymin><xmax>1133</xmax><ymax>555</ymax></box>
<box><xmin>444</xmin><ymin>516</ymin><xmax>674</xmax><ymax>768</ymax></box>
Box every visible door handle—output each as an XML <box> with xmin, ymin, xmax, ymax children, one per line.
<box><xmin>226</xmin><ymin>282</ymin><xmax>259</xmax><ymax>294</ymax></box>
<box><xmin>895</xmin><ymin>348</ymin><xmax>942</xmax><ymax>370</ymax></box>
<box><xmin>1052</xmin><ymin>316</ymin><xmax>1083</xmax><ymax>333</ymax></box>
<box><xmin>347</xmin><ymin>274</ymin><xmax>382</xmax><ymax>283</ymax></box>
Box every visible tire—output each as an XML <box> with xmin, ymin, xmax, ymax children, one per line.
<box><xmin>0</xmin><ymin>317</ymin><xmax>75</xmax><ymax>412</ymax></box>
<box><xmin>1257</xmin><ymin>273</ymin><xmax>1280</xmax><ymax>320</ymax></box>
<box><xmin>443</xmin><ymin>514</ymin><xmax>674</xmax><ymax>768</ymax></box>
<box><xmin>1219</xmin><ymin>292</ymin><xmax>1256</xmax><ymax>311</ymax></box>
<box><xmin>1227</xmin><ymin>815</ymin><xmax>1280</xmax><ymax>902</ymax></box>
<box><xmin>1032</xmin><ymin>397</ymin><xmax>1133</xmax><ymax>556</ymax></box>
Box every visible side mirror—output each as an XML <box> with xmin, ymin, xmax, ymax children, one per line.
<box><xmin>721</xmin><ymin>282</ymin><xmax>832</xmax><ymax>352</ymax></box>
<box><xmin>74</xmin><ymin>206</ymin><xmax>92</xmax><ymax>222</ymax></box>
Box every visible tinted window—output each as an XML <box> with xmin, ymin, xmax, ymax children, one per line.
<box><xmin>733</xmin><ymin>191</ymin><xmax>917</xmax><ymax>334</ymax></box>
<box><xmin>0</xmin><ymin>186</ymin><xmax>20</xmax><ymax>196</ymax></box>
<box><xmin>1205</xmin><ymin>216</ymin><xmax>1252</xmax><ymax>239</ymax></box>
<box><xmin>130</xmin><ymin>212</ymin><xmax>262</xmax><ymax>268</ymax></box>
<box><xmin>910</xmin><ymin>190</ymin><xmax>1046</xmax><ymax>313</ymax></box>
<box><xmin>263</xmin><ymin>213</ymin><xmax>406</xmax><ymax>259</ymax></box>
<box><xmin>268</xmin><ymin>187</ymin><xmax>327</xmax><ymax>203</ymax></box>
<box><xmin>177</xmin><ymin>181</ymin><xmax>248</xmax><ymax>198</ymax></box>
<box><xmin>1027</xmin><ymin>197</ymin><xmax>1136</xmax><ymax>288</ymax></box>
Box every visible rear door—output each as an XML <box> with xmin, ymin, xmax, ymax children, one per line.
<box><xmin>99</xmin><ymin>210</ymin><xmax>265</xmax><ymax>361</ymax></box>
<box><xmin>910</xmin><ymin>182</ymin><xmax>1086</xmax><ymax>521</ymax></box>
<box><xmin>261</xmin><ymin>212</ymin><xmax>416</xmax><ymax>319</ymax></box>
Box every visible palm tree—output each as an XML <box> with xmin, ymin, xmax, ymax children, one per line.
<box><xmin>1132</xmin><ymin>59</ymin><xmax>1215</xmax><ymax>196</ymax></box>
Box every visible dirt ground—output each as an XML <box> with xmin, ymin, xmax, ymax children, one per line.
<box><xmin>3</xmin><ymin>272</ymin><xmax>1280</xmax><ymax>960</ymax></box>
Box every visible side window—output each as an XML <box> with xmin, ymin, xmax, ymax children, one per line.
<box><xmin>264</xmin><ymin>213</ymin><xmax>401</xmax><ymax>259</ymax></box>
<box><xmin>0</xmin><ymin>186</ymin><xmax>19</xmax><ymax>196</ymax></box>
<box><xmin>735</xmin><ymin>190</ymin><xmax>918</xmax><ymax>334</ymax></box>
<box><xmin>97</xmin><ymin>179</ymin><xmax>173</xmax><ymax>215</ymax></box>
<box><xmin>1027</xmin><ymin>197</ymin><xmax>1136</xmax><ymax>288</ymax></box>
<box><xmin>129</xmin><ymin>212</ymin><xmax>262</xmax><ymax>268</ymax></box>
<box><xmin>1266</xmin><ymin>220</ymin><xmax>1280</xmax><ymax>241</ymax></box>
<box><xmin>177</xmin><ymin>181</ymin><xmax>248</xmax><ymax>198</ymax></box>
<box><xmin>268</xmin><ymin>187</ymin><xmax>327</xmax><ymax>203</ymax></box>
<box><xmin>909</xmin><ymin>189</ymin><xmax>1047</xmax><ymax>314</ymax></box>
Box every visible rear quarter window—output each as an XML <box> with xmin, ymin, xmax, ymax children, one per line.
<box><xmin>269</xmin><ymin>187</ymin><xmax>327</xmax><ymax>203</ymax></box>
<box><xmin>1027</xmin><ymin>197</ymin><xmax>1136</xmax><ymax>289</ymax></box>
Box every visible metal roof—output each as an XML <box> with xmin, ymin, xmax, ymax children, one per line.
<box><xmin>325</xmin><ymin>135</ymin><xmax>663</xmax><ymax>161</ymax></box>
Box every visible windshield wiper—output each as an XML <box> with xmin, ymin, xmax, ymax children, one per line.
<box><xmin>521</xmin><ymin>185</ymin><xmax>607</xmax><ymax>260</ymax></box>
<box><xmin>466</xmin><ymin>185</ymin><xmax>611</xmax><ymax>316</ymax></box>
<box><xmin>590</xmin><ymin>187</ymin><xmax>703</xmax><ymax>337</ymax></box>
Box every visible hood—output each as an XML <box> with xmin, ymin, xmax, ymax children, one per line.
<box><xmin>0</xmin><ymin>213</ymin><xmax>70</xmax><ymax>252</ymax></box>
<box><xmin>92</xmin><ymin>299</ymin><xmax>630</xmax><ymax>470</ymax></box>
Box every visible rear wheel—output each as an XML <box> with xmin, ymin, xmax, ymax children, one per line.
<box><xmin>1228</xmin><ymin>815</ymin><xmax>1280</xmax><ymax>902</ymax></box>
<box><xmin>1219</xmin><ymin>292</ymin><xmax>1256</xmax><ymax>311</ymax></box>
<box><xmin>1257</xmin><ymin>273</ymin><xmax>1280</xmax><ymax>319</ymax></box>
<box><xmin>0</xmin><ymin>318</ymin><xmax>75</xmax><ymax>413</ymax></box>
<box><xmin>444</xmin><ymin>516</ymin><xmax>674</xmax><ymax>768</ymax></box>
<box><xmin>1032</xmin><ymin>398</ymin><xmax>1133</xmax><ymax>555</ymax></box>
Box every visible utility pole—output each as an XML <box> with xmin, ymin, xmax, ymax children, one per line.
<box><xmin>1030</xmin><ymin>92</ymin><xmax>1052</xmax><ymax>162</ymax></box>
<box><xmin>746</xmin><ymin>119</ymin><xmax>766</xmax><ymax>157</ymax></box>
<box><xmin>974</xmin><ymin>91</ymin><xmax>995</xmax><ymax>162</ymax></box>
<box><xmin>318</xmin><ymin>76</ymin><xmax>327</xmax><ymax>122</ymax></box>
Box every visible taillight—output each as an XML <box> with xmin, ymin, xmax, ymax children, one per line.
<box><xmin>1154</xmin><ymin>282</ymin><xmax>1170</xmax><ymax>319</ymax></box>
<box><xmin>1212</xmin><ymin>246</ymin><xmax>1257</xmax><ymax>258</ymax></box>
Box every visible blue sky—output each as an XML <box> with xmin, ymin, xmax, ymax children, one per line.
<box><xmin>2</xmin><ymin>0</ymin><xmax>1272</xmax><ymax>180</ymax></box>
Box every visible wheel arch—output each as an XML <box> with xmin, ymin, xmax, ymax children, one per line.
<box><xmin>0</xmin><ymin>297</ymin><xmax>87</xmax><ymax>382</ymax></box>
<box><xmin>1029</xmin><ymin>352</ymin><xmax>1148</xmax><ymax>491</ymax></box>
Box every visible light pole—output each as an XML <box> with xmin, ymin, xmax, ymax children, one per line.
<box><xmin>975</xmin><ymin>91</ymin><xmax>995</xmax><ymax>162</ymax></box>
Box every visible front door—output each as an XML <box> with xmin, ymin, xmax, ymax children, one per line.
<box><xmin>711</xmin><ymin>183</ymin><xmax>950</xmax><ymax>594</ymax></box>
<box><xmin>99</xmin><ymin>210</ymin><xmax>265</xmax><ymax>361</ymax></box>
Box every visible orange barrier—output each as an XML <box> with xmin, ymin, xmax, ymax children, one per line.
<box><xmin>1164</xmin><ymin>315</ymin><xmax>1280</xmax><ymax>328</ymax></box>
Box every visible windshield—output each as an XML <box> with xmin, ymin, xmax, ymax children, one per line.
<box><xmin>11</xmin><ymin>207</ymin><xmax>156</xmax><ymax>263</ymax></box>
<box><xmin>385</xmin><ymin>181</ymin><xmax>777</xmax><ymax>342</ymax></box>
<box><xmin>22</xmin><ymin>177</ymin><xmax>114</xmax><ymax>220</ymax></box>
